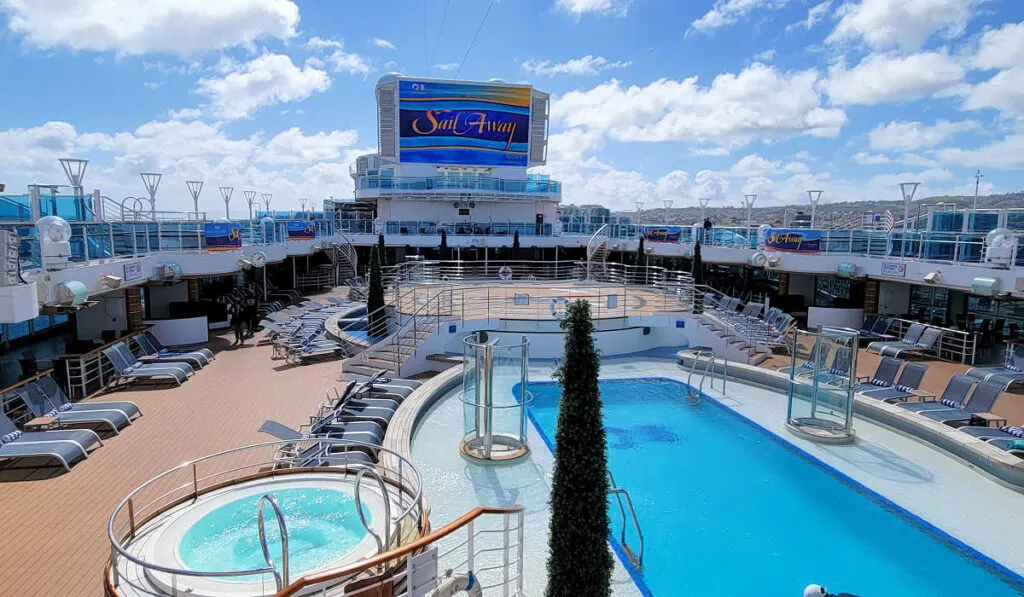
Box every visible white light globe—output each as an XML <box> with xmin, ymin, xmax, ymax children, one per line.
<box><xmin>36</xmin><ymin>215</ymin><xmax>72</xmax><ymax>243</ymax></box>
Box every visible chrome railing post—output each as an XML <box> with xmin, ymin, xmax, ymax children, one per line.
<box><xmin>466</xmin><ymin>520</ymin><xmax>475</xmax><ymax>572</ymax></box>
<box><xmin>257</xmin><ymin>494</ymin><xmax>289</xmax><ymax>591</ymax></box>
<box><xmin>502</xmin><ymin>513</ymin><xmax>511</xmax><ymax>597</ymax></box>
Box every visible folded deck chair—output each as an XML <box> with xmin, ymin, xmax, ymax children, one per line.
<box><xmin>914</xmin><ymin>380</ymin><xmax>1003</xmax><ymax>425</ymax></box>
<box><xmin>0</xmin><ymin>412</ymin><xmax>101</xmax><ymax>471</ymax></box>
<box><xmin>867</xmin><ymin>323</ymin><xmax>925</xmax><ymax>356</ymax></box>
<box><xmin>102</xmin><ymin>343</ymin><xmax>191</xmax><ymax>387</ymax></box>
<box><xmin>898</xmin><ymin>374</ymin><xmax>976</xmax><ymax>413</ymax></box>
<box><xmin>860</xmin><ymin>362</ymin><xmax>929</xmax><ymax>402</ymax></box>
<box><xmin>138</xmin><ymin>331</ymin><xmax>212</xmax><ymax>366</ymax></box>
<box><xmin>881</xmin><ymin>326</ymin><xmax>942</xmax><ymax>358</ymax></box>
<box><xmin>858</xmin><ymin>357</ymin><xmax>903</xmax><ymax>388</ymax></box>
<box><xmin>16</xmin><ymin>384</ymin><xmax>130</xmax><ymax>435</ymax></box>
<box><xmin>36</xmin><ymin>376</ymin><xmax>142</xmax><ymax>421</ymax></box>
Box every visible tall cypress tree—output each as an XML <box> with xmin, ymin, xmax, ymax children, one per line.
<box><xmin>546</xmin><ymin>299</ymin><xmax>612</xmax><ymax>597</ymax></box>
<box><xmin>377</xmin><ymin>233</ymin><xmax>387</xmax><ymax>266</ymax></box>
<box><xmin>512</xmin><ymin>229</ymin><xmax>520</xmax><ymax>260</ymax></box>
<box><xmin>440</xmin><ymin>229</ymin><xmax>449</xmax><ymax>260</ymax></box>
<box><xmin>367</xmin><ymin>246</ymin><xmax>386</xmax><ymax>338</ymax></box>
<box><xmin>636</xmin><ymin>236</ymin><xmax>646</xmax><ymax>267</ymax></box>
<box><xmin>692</xmin><ymin>240</ymin><xmax>705</xmax><ymax>285</ymax></box>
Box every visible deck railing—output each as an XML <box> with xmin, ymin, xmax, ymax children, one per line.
<box><xmin>884</xmin><ymin>317</ymin><xmax>977</xmax><ymax>364</ymax></box>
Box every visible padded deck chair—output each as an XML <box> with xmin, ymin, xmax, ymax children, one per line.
<box><xmin>15</xmin><ymin>384</ymin><xmax>130</xmax><ymax>435</ymax></box>
<box><xmin>882</xmin><ymin>326</ymin><xmax>942</xmax><ymax>358</ymax></box>
<box><xmin>867</xmin><ymin>323</ymin><xmax>925</xmax><ymax>356</ymax></box>
<box><xmin>0</xmin><ymin>412</ymin><xmax>102</xmax><ymax>471</ymax></box>
<box><xmin>913</xmin><ymin>379</ymin><xmax>1003</xmax><ymax>425</ymax></box>
<box><xmin>957</xmin><ymin>424</ymin><xmax>1022</xmax><ymax>442</ymax></box>
<box><xmin>102</xmin><ymin>343</ymin><xmax>191</xmax><ymax>387</ymax></box>
<box><xmin>857</xmin><ymin>357</ymin><xmax>903</xmax><ymax>388</ymax></box>
<box><xmin>860</xmin><ymin>362</ymin><xmax>929</xmax><ymax>402</ymax></box>
<box><xmin>898</xmin><ymin>374</ymin><xmax>976</xmax><ymax>413</ymax></box>
<box><xmin>136</xmin><ymin>332</ymin><xmax>211</xmax><ymax>368</ymax></box>
<box><xmin>778</xmin><ymin>341</ymin><xmax>822</xmax><ymax>376</ymax></box>
<box><xmin>966</xmin><ymin>346</ymin><xmax>1024</xmax><ymax>391</ymax></box>
<box><xmin>262</xmin><ymin>418</ymin><xmax>384</xmax><ymax>445</ymax></box>
<box><xmin>36</xmin><ymin>376</ymin><xmax>141</xmax><ymax>421</ymax></box>
<box><xmin>343</xmin><ymin>371</ymin><xmax>422</xmax><ymax>393</ymax></box>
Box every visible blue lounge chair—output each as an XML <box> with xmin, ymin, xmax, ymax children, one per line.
<box><xmin>858</xmin><ymin>357</ymin><xmax>903</xmax><ymax>388</ymax></box>
<box><xmin>257</xmin><ymin>421</ymin><xmax>376</xmax><ymax>467</ymax></box>
<box><xmin>0</xmin><ymin>412</ymin><xmax>102</xmax><ymax>471</ymax></box>
<box><xmin>881</xmin><ymin>326</ymin><xmax>943</xmax><ymax>359</ymax></box>
<box><xmin>867</xmin><ymin>323</ymin><xmax>925</xmax><ymax>356</ymax></box>
<box><xmin>778</xmin><ymin>341</ymin><xmax>822</xmax><ymax>376</ymax></box>
<box><xmin>860</xmin><ymin>362</ymin><xmax>929</xmax><ymax>402</ymax></box>
<box><xmin>102</xmin><ymin>342</ymin><xmax>191</xmax><ymax>387</ymax></box>
<box><xmin>898</xmin><ymin>374</ymin><xmax>976</xmax><ymax>413</ymax></box>
<box><xmin>966</xmin><ymin>345</ymin><xmax>1024</xmax><ymax>392</ymax></box>
<box><xmin>135</xmin><ymin>333</ymin><xmax>210</xmax><ymax>369</ymax></box>
<box><xmin>15</xmin><ymin>384</ymin><xmax>130</xmax><ymax>435</ymax></box>
<box><xmin>913</xmin><ymin>380</ymin><xmax>1003</xmax><ymax>425</ymax></box>
<box><xmin>35</xmin><ymin>376</ymin><xmax>141</xmax><ymax>421</ymax></box>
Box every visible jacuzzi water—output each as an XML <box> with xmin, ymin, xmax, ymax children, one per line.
<box><xmin>528</xmin><ymin>378</ymin><xmax>1024</xmax><ymax>597</ymax></box>
<box><xmin>178</xmin><ymin>487</ymin><xmax>368</xmax><ymax>581</ymax></box>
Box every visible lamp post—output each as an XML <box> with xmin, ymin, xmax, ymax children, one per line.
<box><xmin>261</xmin><ymin>193</ymin><xmax>272</xmax><ymax>215</ymax></box>
<box><xmin>744</xmin><ymin>194</ymin><xmax>757</xmax><ymax>229</ymax></box>
<box><xmin>806</xmin><ymin>190</ymin><xmax>823</xmax><ymax>229</ymax></box>
<box><xmin>697</xmin><ymin>197</ymin><xmax>710</xmax><ymax>224</ymax></box>
<box><xmin>218</xmin><ymin>186</ymin><xmax>234</xmax><ymax>219</ymax></box>
<box><xmin>140</xmin><ymin>172</ymin><xmax>162</xmax><ymax>218</ymax></box>
<box><xmin>243</xmin><ymin>190</ymin><xmax>257</xmax><ymax>222</ymax></box>
<box><xmin>298</xmin><ymin>197</ymin><xmax>308</xmax><ymax>218</ymax></box>
<box><xmin>899</xmin><ymin>182</ymin><xmax>920</xmax><ymax>233</ymax></box>
<box><xmin>185</xmin><ymin>180</ymin><xmax>203</xmax><ymax>220</ymax></box>
<box><xmin>973</xmin><ymin>170</ymin><xmax>983</xmax><ymax>213</ymax></box>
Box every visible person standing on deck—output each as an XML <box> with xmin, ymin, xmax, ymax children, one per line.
<box><xmin>229</xmin><ymin>299</ymin><xmax>245</xmax><ymax>346</ymax></box>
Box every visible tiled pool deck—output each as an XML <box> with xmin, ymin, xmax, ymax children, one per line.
<box><xmin>409</xmin><ymin>355</ymin><xmax>1024</xmax><ymax>596</ymax></box>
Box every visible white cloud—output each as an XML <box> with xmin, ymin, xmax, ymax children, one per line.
<box><xmin>827</xmin><ymin>0</ymin><xmax>977</xmax><ymax>51</ymax></box>
<box><xmin>257</xmin><ymin>127</ymin><xmax>359</xmax><ymax>165</ymax></box>
<box><xmin>306</xmin><ymin>37</ymin><xmax>372</xmax><ymax>75</ymax></box>
<box><xmin>869</xmin><ymin>168</ymin><xmax>954</xmax><ymax>187</ymax></box>
<box><xmin>753</xmin><ymin>49</ymin><xmax>776</xmax><ymax>62</ymax></box>
<box><xmin>522</xmin><ymin>55</ymin><xmax>631</xmax><ymax>77</ymax></box>
<box><xmin>787</xmin><ymin>1</ymin><xmax>832</xmax><ymax>31</ymax></box>
<box><xmin>371</xmin><ymin>38</ymin><xmax>396</xmax><ymax>50</ymax></box>
<box><xmin>852</xmin><ymin>152</ymin><xmax>890</xmax><ymax>165</ymax></box>
<box><xmin>690</xmin><ymin>147</ymin><xmax>732</xmax><ymax>156</ymax></box>
<box><xmin>936</xmin><ymin>134</ymin><xmax>1024</xmax><ymax>169</ymax></box>
<box><xmin>1</xmin><ymin>0</ymin><xmax>299</xmax><ymax>55</ymax></box>
<box><xmin>551</xmin><ymin>64</ymin><xmax>846</xmax><ymax>148</ymax></box>
<box><xmin>690</xmin><ymin>0</ymin><xmax>791</xmax><ymax>33</ymax></box>
<box><xmin>730</xmin><ymin>154</ymin><xmax>780</xmax><ymax>177</ymax></box>
<box><xmin>868</xmin><ymin>119</ymin><xmax>980</xmax><ymax>151</ymax></box>
<box><xmin>555</xmin><ymin>0</ymin><xmax>632</xmax><ymax>18</ymax></box>
<box><xmin>824</xmin><ymin>52</ymin><xmax>965</xmax><ymax>105</ymax></box>
<box><xmin>433</xmin><ymin>62</ymin><xmax>458</xmax><ymax>72</ymax></box>
<box><xmin>785</xmin><ymin>161</ymin><xmax>811</xmax><ymax>173</ymax></box>
<box><xmin>143</xmin><ymin>81</ymin><xmax>161</xmax><ymax>90</ymax></box>
<box><xmin>962</xmin><ymin>67</ymin><xmax>1024</xmax><ymax>116</ymax></box>
<box><xmin>973</xmin><ymin>21</ymin><xmax>1024</xmax><ymax>70</ymax></box>
<box><xmin>168</xmin><ymin>107</ymin><xmax>205</xmax><ymax>121</ymax></box>
<box><xmin>195</xmin><ymin>53</ymin><xmax>330</xmax><ymax>119</ymax></box>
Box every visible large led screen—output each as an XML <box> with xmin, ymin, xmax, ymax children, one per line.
<box><xmin>398</xmin><ymin>80</ymin><xmax>531</xmax><ymax>167</ymax></box>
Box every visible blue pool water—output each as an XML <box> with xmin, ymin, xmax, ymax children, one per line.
<box><xmin>179</xmin><ymin>487</ymin><xmax>368</xmax><ymax>581</ymax></box>
<box><xmin>528</xmin><ymin>378</ymin><xmax>1024</xmax><ymax>597</ymax></box>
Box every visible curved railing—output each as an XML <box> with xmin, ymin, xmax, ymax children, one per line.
<box><xmin>105</xmin><ymin>439</ymin><xmax>425</xmax><ymax>596</ymax></box>
<box><xmin>257</xmin><ymin>495</ymin><xmax>289</xmax><ymax>590</ymax></box>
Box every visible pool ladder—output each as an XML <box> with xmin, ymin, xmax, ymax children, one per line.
<box><xmin>355</xmin><ymin>467</ymin><xmax>395</xmax><ymax>556</ymax></box>
<box><xmin>685</xmin><ymin>349</ymin><xmax>728</xmax><ymax>402</ymax></box>
<box><xmin>257</xmin><ymin>494</ymin><xmax>290</xmax><ymax>591</ymax></box>
<box><xmin>608</xmin><ymin>469</ymin><xmax>644</xmax><ymax>572</ymax></box>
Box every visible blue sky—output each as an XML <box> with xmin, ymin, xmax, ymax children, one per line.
<box><xmin>1</xmin><ymin>0</ymin><xmax>1022</xmax><ymax>214</ymax></box>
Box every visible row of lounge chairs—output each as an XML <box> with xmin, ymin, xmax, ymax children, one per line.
<box><xmin>0</xmin><ymin>376</ymin><xmax>142</xmax><ymax>471</ymax></box>
<box><xmin>702</xmin><ymin>293</ymin><xmax>796</xmax><ymax>353</ymax></box>
<box><xmin>966</xmin><ymin>344</ymin><xmax>1024</xmax><ymax>392</ymax></box>
<box><xmin>100</xmin><ymin>332</ymin><xmax>214</xmax><ymax>388</ymax></box>
<box><xmin>866</xmin><ymin>322</ymin><xmax>944</xmax><ymax>359</ymax></box>
<box><xmin>264</xmin><ymin>298</ymin><xmax>359</xmax><ymax>364</ymax></box>
<box><xmin>259</xmin><ymin>370</ymin><xmax>421</xmax><ymax>467</ymax></box>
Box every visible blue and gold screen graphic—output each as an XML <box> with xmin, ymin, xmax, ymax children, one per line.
<box><xmin>398</xmin><ymin>80</ymin><xmax>531</xmax><ymax>167</ymax></box>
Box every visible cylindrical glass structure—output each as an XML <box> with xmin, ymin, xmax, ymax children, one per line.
<box><xmin>460</xmin><ymin>332</ymin><xmax>531</xmax><ymax>460</ymax></box>
<box><xmin>785</xmin><ymin>327</ymin><xmax>858</xmax><ymax>444</ymax></box>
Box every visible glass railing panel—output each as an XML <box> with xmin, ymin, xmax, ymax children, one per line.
<box><xmin>38</xmin><ymin>195</ymin><xmax>96</xmax><ymax>222</ymax></box>
<box><xmin>0</xmin><ymin>195</ymin><xmax>32</xmax><ymax>222</ymax></box>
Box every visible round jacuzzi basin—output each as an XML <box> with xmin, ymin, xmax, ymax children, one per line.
<box><xmin>178</xmin><ymin>487</ymin><xmax>368</xmax><ymax>581</ymax></box>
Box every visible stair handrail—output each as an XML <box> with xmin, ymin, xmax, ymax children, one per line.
<box><xmin>257</xmin><ymin>494</ymin><xmax>290</xmax><ymax>591</ymax></box>
<box><xmin>607</xmin><ymin>469</ymin><xmax>644</xmax><ymax>570</ymax></box>
<box><xmin>354</xmin><ymin>467</ymin><xmax>394</xmax><ymax>555</ymax></box>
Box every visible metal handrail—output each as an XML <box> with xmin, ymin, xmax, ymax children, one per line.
<box><xmin>257</xmin><ymin>494</ymin><xmax>290</xmax><ymax>591</ymax></box>
<box><xmin>354</xmin><ymin>467</ymin><xmax>393</xmax><ymax>555</ymax></box>
<box><xmin>607</xmin><ymin>469</ymin><xmax>644</xmax><ymax>570</ymax></box>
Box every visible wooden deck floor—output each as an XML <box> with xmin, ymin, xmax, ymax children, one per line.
<box><xmin>0</xmin><ymin>329</ymin><xmax>343</xmax><ymax>596</ymax></box>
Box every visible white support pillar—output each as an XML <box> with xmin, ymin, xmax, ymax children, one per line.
<box><xmin>806</xmin><ymin>190</ymin><xmax>823</xmax><ymax>229</ymax></box>
<box><xmin>899</xmin><ymin>182</ymin><xmax>920</xmax><ymax>233</ymax></box>
<box><xmin>186</xmin><ymin>180</ymin><xmax>203</xmax><ymax>221</ymax></box>
<box><xmin>243</xmin><ymin>190</ymin><xmax>257</xmax><ymax>222</ymax></box>
<box><xmin>219</xmin><ymin>186</ymin><xmax>234</xmax><ymax>219</ymax></box>
<box><xmin>140</xmin><ymin>172</ymin><xmax>162</xmax><ymax>218</ymax></box>
<box><xmin>744</xmin><ymin>194</ymin><xmax>758</xmax><ymax>228</ymax></box>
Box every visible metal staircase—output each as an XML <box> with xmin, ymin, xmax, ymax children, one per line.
<box><xmin>585</xmin><ymin>224</ymin><xmax>610</xmax><ymax>282</ymax></box>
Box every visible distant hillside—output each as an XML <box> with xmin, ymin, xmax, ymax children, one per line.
<box><xmin>609</xmin><ymin>192</ymin><xmax>1024</xmax><ymax>226</ymax></box>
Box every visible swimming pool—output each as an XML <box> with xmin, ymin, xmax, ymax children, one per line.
<box><xmin>177</xmin><ymin>486</ymin><xmax>368</xmax><ymax>582</ymax></box>
<box><xmin>528</xmin><ymin>377</ymin><xmax>1024</xmax><ymax>597</ymax></box>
